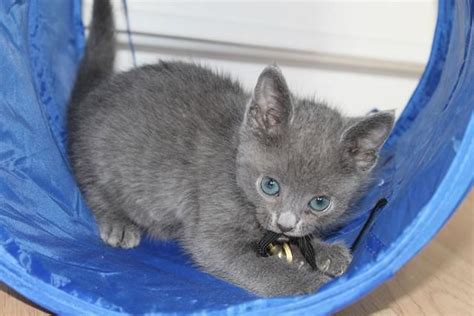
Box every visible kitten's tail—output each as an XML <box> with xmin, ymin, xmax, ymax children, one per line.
<box><xmin>70</xmin><ymin>0</ymin><xmax>115</xmax><ymax>105</ymax></box>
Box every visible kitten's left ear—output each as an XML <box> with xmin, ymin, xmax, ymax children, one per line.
<box><xmin>341</xmin><ymin>111</ymin><xmax>395</xmax><ymax>172</ymax></box>
<box><xmin>245</xmin><ymin>65</ymin><xmax>292</xmax><ymax>137</ymax></box>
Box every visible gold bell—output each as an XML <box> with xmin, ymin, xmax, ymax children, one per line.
<box><xmin>266</xmin><ymin>242</ymin><xmax>293</xmax><ymax>264</ymax></box>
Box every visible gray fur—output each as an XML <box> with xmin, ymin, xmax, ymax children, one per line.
<box><xmin>68</xmin><ymin>0</ymin><xmax>394</xmax><ymax>297</ymax></box>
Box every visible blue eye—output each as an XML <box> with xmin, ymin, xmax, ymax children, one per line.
<box><xmin>308</xmin><ymin>196</ymin><xmax>331</xmax><ymax>212</ymax></box>
<box><xmin>260</xmin><ymin>177</ymin><xmax>280</xmax><ymax>196</ymax></box>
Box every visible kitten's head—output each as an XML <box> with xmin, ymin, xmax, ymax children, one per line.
<box><xmin>236</xmin><ymin>65</ymin><xmax>394</xmax><ymax>237</ymax></box>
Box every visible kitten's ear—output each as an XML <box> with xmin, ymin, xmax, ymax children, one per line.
<box><xmin>341</xmin><ymin>111</ymin><xmax>395</xmax><ymax>172</ymax></box>
<box><xmin>245</xmin><ymin>65</ymin><xmax>292</xmax><ymax>137</ymax></box>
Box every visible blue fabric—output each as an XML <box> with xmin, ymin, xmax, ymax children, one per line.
<box><xmin>0</xmin><ymin>0</ymin><xmax>472</xmax><ymax>314</ymax></box>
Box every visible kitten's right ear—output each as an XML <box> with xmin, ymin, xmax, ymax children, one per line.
<box><xmin>244</xmin><ymin>65</ymin><xmax>292</xmax><ymax>137</ymax></box>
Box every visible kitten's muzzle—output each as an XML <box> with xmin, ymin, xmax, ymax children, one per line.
<box><xmin>276</xmin><ymin>212</ymin><xmax>297</xmax><ymax>233</ymax></box>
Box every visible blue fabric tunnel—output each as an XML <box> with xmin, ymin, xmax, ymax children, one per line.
<box><xmin>0</xmin><ymin>0</ymin><xmax>472</xmax><ymax>314</ymax></box>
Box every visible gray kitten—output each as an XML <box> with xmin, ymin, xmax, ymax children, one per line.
<box><xmin>68</xmin><ymin>1</ymin><xmax>394</xmax><ymax>297</ymax></box>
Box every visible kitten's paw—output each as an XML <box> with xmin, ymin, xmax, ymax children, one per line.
<box><xmin>299</xmin><ymin>272</ymin><xmax>332</xmax><ymax>295</ymax></box>
<box><xmin>99</xmin><ymin>220</ymin><xmax>141</xmax><ymax>249</ymax></box>
<box><xmin>315</xmin><ymin>243</ymin><xmax>352</xmax><ymax>277</ymax></box>
<box><xmin>254</xmin><ymin>271</ymin><xmax>331</xmax><ymax>297</ymax></box>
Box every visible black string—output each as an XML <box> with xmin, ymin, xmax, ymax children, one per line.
<box><xmin>293</xmin><ymin>235</ymin><xmax>317</xmax><ymax>270</ymax></box>
<box><xmin>257</xmin><ymin>231</ymin><xmax>281</xmax><ymax>257</ymax></box>
<box><xmin>351</xmin><ymin>198</ymin><xmax>388</xmax><ymax>252</ymax></box>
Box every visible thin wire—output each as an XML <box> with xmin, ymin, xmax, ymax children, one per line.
<box><xmin>351</xmin><ymin>198</ymin><xmax>388</xmax><ymax>252</ymax></box>
<box><xmin>121</xmin><ymin>0</ymin><xmax>137</xmax><ymax>67</ymax></box>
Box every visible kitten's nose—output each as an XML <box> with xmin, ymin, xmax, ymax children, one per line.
<box><xmin>277</xmin><ymin>223</ymin><xmax>293</xmax><ymax>233</ymax></box>
<box><xmin>277</xmin><ymin>212</ymin><xmax>297</xmax><ymax>233</ymax></box>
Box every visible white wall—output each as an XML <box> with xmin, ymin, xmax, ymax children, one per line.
<box><xmin>83</xmin><ymin>0</ymin><xmax>437</xmax><ymax>116</ymax></box>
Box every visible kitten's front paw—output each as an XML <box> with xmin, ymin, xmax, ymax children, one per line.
<box><xmin>99</xmin><ymin>220</ymin><xmax>141</xmax><ymax>249</ymax></box>
<box><xmin>315</xmin><ymin>243</ymin><xmax>352</xmax><ymax>277</ymax></box>
<box><xmin>300</xmin><ymin>272</ymin><xmax>332</xmax><ymax>295</ymax></box>
<box><xmin>256</xmin><ymin>272</ymin><xmax>331</xmax><ymax>297</ymax></box>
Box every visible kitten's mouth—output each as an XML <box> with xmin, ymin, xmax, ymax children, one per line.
<box><xmin>279</xmin><ymin>232</ymin><xmax>304</xmax><ymax>238</ymax></box>
<box><xmin>257</xmin><ymin>220</ymin><xmax>303</xmax><ymax>238</ymax></box>
<box><xmin>267</xmin><ymin>229</ymin><xmax>302</xmax><ymax>239</ymax></box>
<box><xmin>276</xmin><ymin>234</ymin><xmax>290</xmax><ymax>242</ymax></box>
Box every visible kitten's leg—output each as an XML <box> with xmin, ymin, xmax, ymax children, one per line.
<box><xmin>311</xmin><ymin>239</ymin><xmax>352</xmax><ymax>277</ymax></box>
<box><xmin>189</xmin><ymin>240</ymin><xmax>331</xmax><ymax>297</ymax></box>
<box><xmin>86</xmin><ymin>189</ymin><xmax>142</xmax><ymax>249</ymax></box>
<box><xmin>97</xmin><ymin>213</ymin><xmax>141</xmax><ymax>249</ymax></box>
